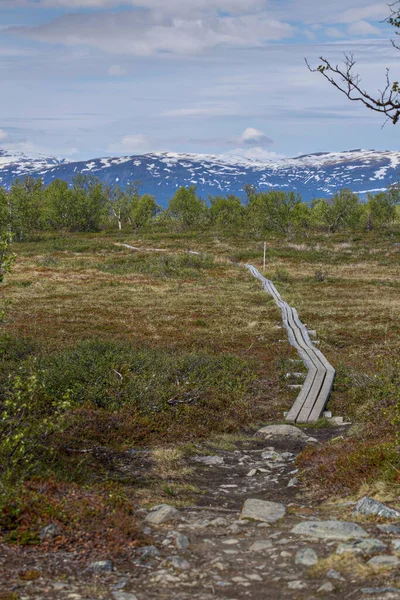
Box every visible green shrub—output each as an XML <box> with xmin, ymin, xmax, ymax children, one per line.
<box><xmin>0</xmin><ymin>362</ymin><xmax>71</xmax><ymax>484</ymax></box>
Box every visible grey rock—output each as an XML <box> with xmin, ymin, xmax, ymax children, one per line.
<box><xmin>112</xmin><ymin>579</ymin><xmax>129</xmax><ymax>590</ymax></box>
<box><xmin>193</xmin><ymin>455</ymin><xmax>224</xmax><ymax>466</ymax></box>
<box><xmin>87</xmin><ymin>560</ymin><xmax>113</xmax><ymax>573</ymax></box>
<box><xmin>261</xmin><ymin>450</ymin><xmax>283</xmax><ymax>461</ymax></box>
<box><xmin>281</xmin><ymin>452</ymin><xmax>295</xmax><ymax>459</ymax></box>
<box><xmin>208</xmin><ymin>517</ymin><xmax>229</xmax><ymax>527</ymax></box>
<box><xmin>295</xmin><ymin>548</ymin><xmax>318</xmax><ymax>566</ymax></box>
<box><xmin>112</xmin><ymin>593</ymin><xmax>138</xmax><ymax>600</ymax></box>
<box><xmin>318</xmin><ymin>582</ymin><xmax>334</xmax><ymax>593</ymax></box>
<box><xmin>392</xmin><ymin>540</ymin><xmax>400</xmax><ymax>552</ymax></box>
<box><xmin>249</xmin><ymin>540</ymin><xmax>274</xmax><ymax>552</ymax></box>
<box><xmin>167</xmin><ymin>531</ymin><xmax>189</xmax><ymax>550</ymax></box>
<box><xmin>165</xmin><ymin>555</ymin><xmax>191</xmax><ymax>571</ymax></box>
<box><xmin>288</xmin><ymin>477</ymin><xmax>299</xmax><ymax>488</ymax></box>
<box><xmin>354</xmin><ymin>497</ymin><xmax>400</xmax><ymax>520</ymax></box>
<box><xmin>256</xmin><ymin>424</ymin><xmax>313</xmax><ymax>441</ymax></box>
<box><xmin>39</xmin><ymin>523</ymin><xmax>58</xmax><ymax>541</ymax></box>
<box><xmin>288</xmin><ymin>580</ymin><xmax>307</xmax><ymax>589</ymax></box>
<box><xmin>326</xmin><ymin>569</ymin><xmax>345</xmax><ymax>581</ymax></box>
<box><xmin>136</xmin><ymin>545</ymin><xmax>160</xmax><ymax>559</ymax></box>
<box><xmin>145</xmin><ymin>504</ymin><xmax>179</xmax><ymax>525</ymax></box>
<box><xmin>378</xmin><ymin>524</ymin><xmax>400</xmax><ymax>535</ymax></box>
<box><xmin>241</xmin><ymin>499</ymin><xmax>286</xmax><ymax>523</ymax></box>
<box><xmin>367</xmin><ymin>555</ymin><xmax>400</xmax><ymax>568</ymax></box>
<box><xmin>336</xmin><ymin>538</ymin><xmax>387</xmax><ymax>556</ymax></box>
<box><xmin>292</xmin><ymin>520</ymin><xmax>368</xmax><ymax>540</ymax></box>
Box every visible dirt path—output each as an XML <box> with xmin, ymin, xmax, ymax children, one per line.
<box><xmin>2</xmin><ymin>426</ymin><xmax>400</xmax><ymax>600</ymax></box>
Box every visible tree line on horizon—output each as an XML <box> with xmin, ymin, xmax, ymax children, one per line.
<box><xmin>0</xmin><ymin>174</ymin><xmax>399</xmax><ymax>240</ymax></box>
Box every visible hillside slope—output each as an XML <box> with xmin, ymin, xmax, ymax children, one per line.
<box><xmin>0</xmin><ymin>148</ymin><xmax>399</xmax><ymax>206</ymax></box>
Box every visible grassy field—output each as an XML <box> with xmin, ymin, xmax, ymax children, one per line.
<box><xmin>1</xmin><ymin>228</ymin><xmax>400</xmax><ymax>549</ymax></box>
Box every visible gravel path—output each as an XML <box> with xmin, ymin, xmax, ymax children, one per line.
<box><xmin>2</xmin><ymin>425</ymin><xmax>400</xmax><ymax>600</ymax></box>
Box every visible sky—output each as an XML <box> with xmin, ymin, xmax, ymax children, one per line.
<box><xmin>0</xmin><ymin>0</ymin><xmax>399</xmax><ymax>161</ymax></box>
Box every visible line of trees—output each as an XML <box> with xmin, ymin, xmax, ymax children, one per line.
<box><xmin>0</xmin><ymin>174</ymin><xmax>399</xmax><ymax>240</ymax></box>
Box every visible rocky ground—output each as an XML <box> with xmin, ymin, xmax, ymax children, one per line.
<box><xmin>2</xmin><ymin>424</ymin><xmax>400</xmax><ymax>600</ymax></box>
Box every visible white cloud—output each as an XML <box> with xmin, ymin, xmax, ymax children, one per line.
<box><xmin>227</xmin><ymin>146</ymin><xmax>285</xmax><ymax>161</ymax></box>
<box><xmin>108</xmin><ymin>133</ymin><xmax>153</xmax><ymax>154</ymax></box>
<box><xmin>347</xmin><ymin>20</ymin><xmax>381</xmax><ymax>36</ymax></box>
<box><xmin>238</xmin><ymin>127</ymin><xmax>272</xmax><ymax>146</ymax></box>
<box><xmin>336</xmin><ymin>3</ymin><xmax>388</xmax><ymax>24</ymax></box>
<box><xmin>0</xmin><ymin>0</ymin><xmax>265</xmax><ymax>13</ymax></box>
<box><xmin>107</xmin><ymin>64</ymin><xmax>127</xmax><ymax>76</ymax></box>
<box><xmin>325</xmin><ymin>27</ymin><xmax>345</xmax><ymax>39</ymax></box>
<box><xmin>0</xmin><ymin>129</ymin><xmax>9</xmax><ymax>142</ymax></box>
<box><xmin>7</xmin><ymin>11</ymin><xmax>295</xmax><ymax>56</ymax></box>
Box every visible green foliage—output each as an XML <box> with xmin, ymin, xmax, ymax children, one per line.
<box><xmin>8</xmin><ymin>177</ymin><xmax>44</xmax><ymax>240</ymax></box>
<box><xmin>98</xmin><ymin>251</ymin><xmax>214</xmax><ymax>278</ymax></box>
<box><xmin>0</xmin><ymin>362</ymin><xmax>71</xmax><ymax>485</ymax></box>
<box><xmin>247</xmin><ymin>189</ymin><xmax>307</xmax><ymax>234</ymax></box>
<box><xmin>1</xmin><ymin>175</ymin><xmax>400</xmax><ymax>239</ymax></box>
<box><xmin>130</xmin><ymin>193</ymin><xmax>160</xmax><ymax>229</ymax></box>
<box><xmin>311</xmin><ymin>188</ymin><xmax>363</xmax><ymax>232</ymax></box>
<box><xmin>365</xmin><ymin>188</ymin><xmax>400</xmax><ymax>230</ymax></box>
<box><xmin>209</xmin><ymin>194</ymin><xmax>244</xmax><ymax>230</ymax></box>
<box><xmin>33</xmin><ymin>340</ymin><xmax>253</xmax><ymax>413</ymax></box>
<box><xmin>167</xmin><ymin>186</ymin><xmax>208</xmax><ymax>229</ymax></box>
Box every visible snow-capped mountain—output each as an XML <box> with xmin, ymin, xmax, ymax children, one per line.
<box><xmin>0</xmin><ymin>148</ymin><xmax>399</xmax><ymax>207</ymax></box>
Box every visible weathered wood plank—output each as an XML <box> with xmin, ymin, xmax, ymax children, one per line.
<box><xmin>245</xmin><ymin>264</ymin><xmax>335</xmax><ymax>423</ymax></box>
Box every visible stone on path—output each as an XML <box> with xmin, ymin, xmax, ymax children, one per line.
<box><xmin>165</xmin><ymin>555</ymin><xmax>191</xmax><ymax>571</ymax></box>
<box><xmin>112</xmin><ymin>593</ymin><xmax>138</xmax><ymax>600</ymax></box>
<box><xmin>240</xmin><ymin>499</ymin><xmax>286</xmax><ymax>523</ymax></box>
<box><xmin>292</xmin><ymin>520</ymin><xmax>368</xmax><ymax>540</ymax></box>
<box><xmin>378</xmin><ymin>524</ymin><xmax>400</xmax><ymax>535</ymax></box>
<box><xmin>295</xmin><ymin>548</ymin><xmax>318</xmax><ymax>566</ymax></box>
<box><xmin>249</xmin><ymin>540</ymin><xmax>274</xmax><ymax>552</ymax></box>
<box><xmin>256</xmin><ymin>424</ymin><xmax>317</xmax><ymax>443</ymax></box>
<box><xmin>136</xmin><ymin>545</ymin><xmax>160</xmax><ymax>559</ymax></box>
<box><xmin>145</xmin><ymin>504</ymin><xmax>179</xmax><ymax>525</ymax></box>
<box><xmin>354</xmin><ymin>497</ymin><xmax>400</xmax><ymax>520</ymax></box>
<box><xmin>167</xmin><ymin>531</ymin><xmax>190</xmax><ymax>550</ymax></box>
<box><xmin>288</xmin><ymin>580</ymin><xmax>307</xmax><ymax>589</ymax></box>
<box><xmin>367</xmin><ymin>555</ymin><xmax>400</xmax><ymax>568</ymax></box>
<box><xmin>193</xmin><ymin>455</ymin><xmax>224</xmax><ymax>466</ymax></box>
<box><xmin>87</xmin><ymin>560</ymin><xmax>113</xmax><ymax>573</ymax></box>
<box><xmin>318</xmin><ymin>582</ymin><xmax>334</xmax><ymax>593</ymax></box>
<box><xmin>336</xmin><ymin>539</ymin><xmax>387</xmax><ymax>556</ymax></box>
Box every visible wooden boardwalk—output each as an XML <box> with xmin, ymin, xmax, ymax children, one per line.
<box><xmin>246</xmin><ymin>264</ymin><xmax>335</xmax><ymax>424</ymax></box>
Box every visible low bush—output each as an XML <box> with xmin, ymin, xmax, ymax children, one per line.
<box><xmin>97</xmin><ymin>252</ymin><xmax>214</xmax><ymax>278</ymax></box>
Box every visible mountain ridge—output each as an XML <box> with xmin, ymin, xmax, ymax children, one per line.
<box><xmin>1</xmin><ymin>148</ymin><xmax>399</xmax><ymax>206</ymax></box>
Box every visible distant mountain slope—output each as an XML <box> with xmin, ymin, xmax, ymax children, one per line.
<box><xmin>0</xmin><ymin>148</ymin><xmax>399</xmax><ymax>207</ymax></box>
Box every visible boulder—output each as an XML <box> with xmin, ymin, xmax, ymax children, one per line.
<box><xmin>193</xmin><ymin>456</ymin><xmax>224</xmax><ymax>466</ymax></box>
<box><xmin>336</xmin><ymin>538</ymin><xmax>387</xmax><ymax>556</ymax></box>
<box><xmin>353</xmin><ymin>497</ymin><xmax>400</xmax><ymax>520</ymax></box>
<box><xmin>295</xmin><ymin>548</ymin><xmax>318</xmax><ymax>566</ymax></box>
<box><xmin>292</xmin><ymin>520</ymin><xmax>368</xmax><ymax>541</ymax></box>
<box><xmin>367</xmin><ymin>555</ymin><xmax>400</xmax><ymax>568</ymax></box>
<box><xmin>145</xmin><ymin>504</ymin><xmax>179</xmax><ymax>525</ymax></box>
<box><xmin>256</xmin><ymin>424</ymin><xmax>318</xmax><ymax>443</ymax></box>
<box><xmin>241</xmin><ymin>499</ymin><xmax>286</xmax><ymax>523</ymax></box>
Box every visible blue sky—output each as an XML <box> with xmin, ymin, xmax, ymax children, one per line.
<box><xmin>0</xmin><ymin>0</ymin><xmax>398</xmax><ymax>160</ymax></box>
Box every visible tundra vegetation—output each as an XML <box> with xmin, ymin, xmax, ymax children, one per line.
<box><xmin>0</xmin><ymin>175</ymin><xmax>400</xmax><ymax>552</ymax></box>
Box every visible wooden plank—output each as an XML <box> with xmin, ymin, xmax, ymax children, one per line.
<box><xmin>245</xmin><ymin>264</ymin><xmax>335</xmax><ymax>423</ymax></box>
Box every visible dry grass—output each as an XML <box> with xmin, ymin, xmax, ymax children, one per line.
<box><xmin>3</xmin><ymin>228</ymin><xmax>400</xmax><ymax>510</ymax></box>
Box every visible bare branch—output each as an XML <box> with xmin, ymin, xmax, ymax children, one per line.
<box><xmin>306</xmin><ymin>54</ymin><xmax>400</xmax><ymax>125</ymax></box>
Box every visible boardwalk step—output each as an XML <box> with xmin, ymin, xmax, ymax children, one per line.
<box><xmin>245</xmin><ymin>264</ymin><xmax>335</xmax><ymax>424</ymax></box>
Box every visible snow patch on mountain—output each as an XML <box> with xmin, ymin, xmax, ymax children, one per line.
<box><xmin>0</xmin><ymin>148</ymin><xmax>399</xmax><ymax>206</ymax></box>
